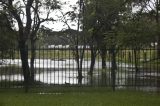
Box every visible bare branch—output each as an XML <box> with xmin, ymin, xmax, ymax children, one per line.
<box><xmin>7</xmin><ymin>0</ymin><xmax>24</xmax><ymax>34</ymax></box>
<box><xmin>25</xmin><ymin>0</ymin><xmax>34</xmax><ymax>35</ymax></box>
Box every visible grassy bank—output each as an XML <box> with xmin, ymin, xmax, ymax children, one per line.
<box><xmin>0</xmin><ymin>88</ymin><xmax>160</xmax><ymax>106</ymax></box>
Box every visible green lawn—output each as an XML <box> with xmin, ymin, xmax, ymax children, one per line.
<box><xmin>0</xmin><ymin>88</ymin><xmax>160</xmax><ymax>106</ymax></box>
<box><xmin>13</xmin><ymin>49</ymin><xmax>93</xmax><ymax>59</ymax></box>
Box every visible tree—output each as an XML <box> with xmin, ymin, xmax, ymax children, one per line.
<box><xmin>0</xmin><ymin>0</ymin><xmax>60</xmax><ymax>92</ymax></box>
<box><xmin>0</xmin><ymin>12</ymin><xmax>16</xmax><ymax>60</ymax></box>
<box><xmin>118</xmin><ymin>11</ymin><xmax>156</xmax><ymax>86</ymax></box>
<box><xmin>129</xmin><ymin>0</ymin><xmax>160</xmax><ymax>57</ymax></box>
<box><xmin>59</xmin><ymin>0</ymin><xmax>86</xmax><ymax>85</ymax></box>
<box><xmin>83</xmin><ymin>0</ymin><xmax>98</xmax><ymax>79</ymax></box>
<box><xmin>84</xmin><ymin>0</ymin><xmax>129</xmax><ymax>89</ymax></box>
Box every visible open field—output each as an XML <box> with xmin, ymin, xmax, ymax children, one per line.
<box><xmin>0</xmin><ymin>88</ymin><xmax>160</xmax><ymax>106</ymax></box>
<box><xmin>12</xmin><ymin>49</ymin><xmax>93</xmax><ymax>59</ymax></box>
<box><xmin>8</xmin><ymin>49</ymin><xmax>160</xmax><ymax>63</ymax></box>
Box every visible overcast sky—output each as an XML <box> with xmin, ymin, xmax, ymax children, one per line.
<box><xmin>42</xmin><ymin>0</ymin><xmax>78</xmax><ymax>31</ymax></box>
<box><xmin>11</xmin><ymin>0</ymin><xmax>78</xmax><ymax>31</ymax></box>
<box><xmin>12</xmin><ymin>0</ymin><xmax>149</xmax><ymax>31</ymax></box>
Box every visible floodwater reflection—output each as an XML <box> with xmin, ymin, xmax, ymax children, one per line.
<box><xmin>0</xmin><ymin>59</ymin><xmax>159</xmax><ymax>91</ymax></box>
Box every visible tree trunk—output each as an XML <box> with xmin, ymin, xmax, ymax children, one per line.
<box><xmin>75</xmin><ymin>45</ymin><xmax>85</xmax><ymax>85</ymax></box>
<box><xmin>19</xmin><ymin>41</ymin><xmax>30</xmax><ymax>92</ymax></box>
<box><xmin>134</xmin><ymin>49</ymin><xmax>139</xmax><ymax>88</ymax></box>
<box><xmin>78</xmin><ymin>68</ymin><xmax>83</xmax><ymax>85</ymax></box>
<box><xmin>89</xmin><ymin>53</ymin><xmax>96</xmax><ymax>76</ymax></box>
<box><xmin>100</xmin><ymin>47</ymin><xmax>107</xmax><ymax>69</ymax></box>
<box><xmin>110</xmin><ymin>47</ymin><xmax>117</xmax><ymax>91</ymax></box>
<box><xmin>30</xmin><ymin>39</ymin><xmax>36</xmax><ymax>83</ymax></box>
<box><xmin>78</xmin><ymin>49</ymin><xmax>85</xmax><ymax>85</ymax></box>
<box><xmin>73</xmin><ymin>47</ymin><xmax>83</xmax><ymax>85</ymax></box>
<box><xmin>89</xmin><ymin>47</ymin><xmax>96</xmax><ymax>85</ymax></box>
<box><xmin>76</xmin><ymin>56</ymin><xmax>83</xmax><ymax>85</ymax></box>
<box><xmin>157</xmin><ymin>37</ymin><xmax>160</xmax><ymax>59</ymax></box>
<box><xmin>89</xmin><ymin>46</ymin><xmax>96</xmax><ymax>76</ymax></box>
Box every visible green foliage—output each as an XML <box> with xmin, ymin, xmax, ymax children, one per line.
<box><xmin>83</xmin><ymin>0</ymin><xmax>158</xmax><ymax>50</ymax></box>
<box><xmin>84</xmin><ymin>0</ymin><xmax>128</xmax><ymax>48</ymax></box>
<box><xmin>0</xmin><ymin>13</ymin><xmax>17</xmax><ymax>59</ymax></box>
<box><xmin>118</xmin><ymin>13</ymin><xmax>157</xmax><ymax>49</ymax></box>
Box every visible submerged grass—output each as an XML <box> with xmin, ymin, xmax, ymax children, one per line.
<box><xmin>0</xmin><ymin>88</ymin><xmax>160</xmax><ymax>106</ymax></box>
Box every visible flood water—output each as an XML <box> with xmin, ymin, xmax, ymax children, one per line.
<box><xmin>0</xmin><ymin>59</ymin><xmax>159</xmax><ymax>91</ymax></box>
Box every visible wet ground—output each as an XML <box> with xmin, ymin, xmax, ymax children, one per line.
<box><xmin>0</xmin><ymin>59</ymin><xmax>159</xmax><ymax>91</ymax></box>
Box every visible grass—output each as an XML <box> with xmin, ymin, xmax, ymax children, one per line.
<box><xmin>0</xmin><ymin>88</ymin><xmax>160</xmax><ymax>106</ymax></box>
<box><xmin>13</xmin><ymin>49</ymin><xmax>93</xmax><ymax>59</ymax></box>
